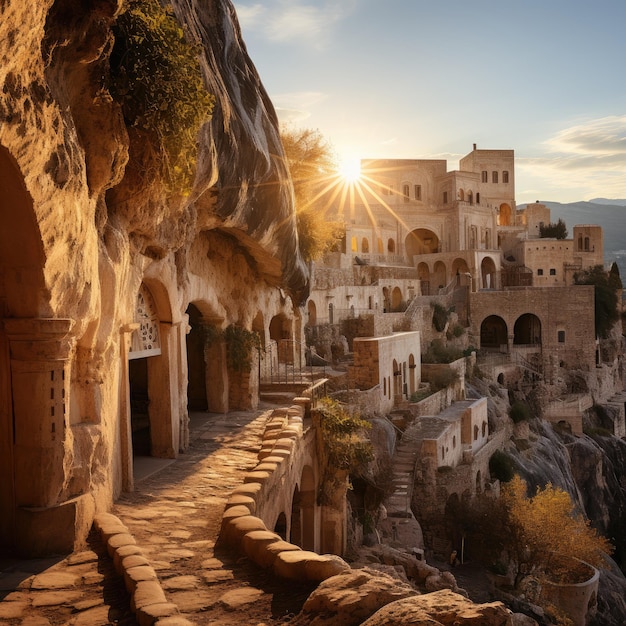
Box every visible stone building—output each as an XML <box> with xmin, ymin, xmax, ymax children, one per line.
<box><xmin>305</xmin><ymin>144</ymin><xmax>606</xmax><ymax>389</ymax></box>
<box><xmin>0</xmin><ymin>0</ymin><xmax>307</xmax><ymax>556</ymax></box>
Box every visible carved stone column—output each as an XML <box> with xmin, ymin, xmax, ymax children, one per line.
<box><xmin>4</xmin><ymin>318</ymin><xmax>74</xmax><ymax>508</ymax></box>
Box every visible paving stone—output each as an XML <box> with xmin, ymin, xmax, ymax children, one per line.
<box><xmin>69</xmin><ymin>604</ymin><xmax>112</xmax><ymax>625</ymax></box>
<box><xmin>161</xmin><ymin>575</ymin><xmax>201</xmax><ymax>591</ymax></box>
<box><xmin>31</xmin><ymin>571</ymin><xmax>79</xmax><ymax>590</ymax></box>
<box><xmin>31</xmin><ymin>589</ymin><xmax>84</xmax><ymax>606</ymax></box>
<box><xmin>167</xmin><ymin>589</ymin><xmax>215</xmax><ymax>612</ymax></box>
<box><xmin>219</xmin><ymin>587</ymin><xmax>265</xmax><ymax>610</ymax></box>
<box><xmin>202</xmin><ymin>569</ymin><xmax>234</xmax><ymax>584</ymax></box>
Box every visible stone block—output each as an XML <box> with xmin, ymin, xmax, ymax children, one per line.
<box><xmin>136</xmin><ymin>602</ymin><xmax>179</xmax><ymax>626</ymax></box>
<box><xmin>224</xmin><ymin>495</ymin><xmax>256</xmax><ymax>514</ymax></box>
<box><xmin>124</xmin><ymin>565</ymin><xmax>159</xmax><ymax>594</ymax></box>
<box><xmin>253</xmin><ymin>539</ymin><xmax>301</xmax><ymax>569</ymax></box>
<box><xmin>131</xmin><ymin>580</ymin><xmax>167</xmax><ymax>612</ymax></box>
<box><xmin>106</xmin><ymin>533</ymin><xmax>137</xmax><ymax>558</ymax></box>
<box><xmin>113</xmin><ymin>544</ymin><xmax>145</xmax><ymax>574</ymax></box>
<box><xmin>241</xmin><ymin>530</ymin><xmax>282</xmax><ymax>567</ymax></box>
<box><xmin>220</xmin><ymin>515</ymin><xmax>267</xmax><ymax>547</ymax></box>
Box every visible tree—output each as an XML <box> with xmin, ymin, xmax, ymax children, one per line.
<box><xmin>574</xmin><ymin>264</ymin><xmax>620</xmax><ymax>338</ymax></box>
<box><xmin>280</xmin><ymin>128</ymin><xmax>345</xmax><ymax>262</ymax></box>
<box><xmin>502</xmin><ymin>476</ymin><xmax>612</xmax><ymax>586</ymax></box>
<box><xmin>539</xmin><ymin>218</ymin><xmax>568</xmax><ymax>239</ymax></box>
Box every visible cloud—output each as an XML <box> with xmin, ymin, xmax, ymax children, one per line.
<box><xmin>545</xmin><ymin>115</ymin><xmax>626</xmax><ymax>157</ymax></box>
<box><xmin>516</xmin><ymin>116</ymin><xmax>626</xmax><ymax>201</ymax></box>
<box><xmin>234</xmin><ymin>1</ymin><xmax>357</xmax><ymax>47</ymax></box>
<box><xmin>270</xmin><ymin>91</ymin><xmax>328</xmax><ymax>125</ymax></box>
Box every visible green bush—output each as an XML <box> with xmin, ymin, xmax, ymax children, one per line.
<box><xmin>316</xmin><ymin>397</ymin><xmax>373</xmax><ymax>471</ymax></box>
<box><xmin>429</xmin><ymin>368</ymin><xmax>460</xmax><ymax>392</ymax></box>
<box><xmin>422</xmin><ymin>339</ymin><xmax>463</xmax><ymax>364</ymax></box>
<box><xmin>489</xmin><ymin>450</ymin><xmax>515</xmax><ymax>482</ymax></box>
<box><xmin>109</xmin><ymin>0</ymin><xmax>215</xmax><ymax>192</ymax></box>
<box><xmin>509</xmin><ymin>401</ymin><xmax>532</xmax><ymax>423</ymax></box>
<box><xmin>431</xmin><ymin>302</ymin><xmax>448</xmax><ymax>332</ymax></box>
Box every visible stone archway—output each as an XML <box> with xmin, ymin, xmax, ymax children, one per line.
<box><xmin>480</xmin><ymin>315</ymin><xmax>508</xmax><ymax>350</ymax></box>
<box><xmin>514</xmin><ymin>313</ymin><xmax>542</xmax><ymax>345</ymax></box>
<box><xmin>405</xmin><ymin>228</ymin><xmax>439</xmax><ymax>260</ymax></box>
<box><xmin>307</xmin><ymin>300</ymin><xmax>317</xmax><ymax>326</ymax></box>
<box><xmin>391</xmin><ymin>286</ymin><xmax>403</xmax><ymax>311</ymax></box>
<box><xmin>480</xmin><ymin>257</ymin><xmax>497</xmax><ymax>289</ymax></box>
<box><xmin>0</xmin><ymin>145</ymin><xmax>54</xmax><ymax>555</ymax></box>
<box><xmin>125</xmin><ymin>282</ymin><xmax>178</xmax><ymax>489</ymax></box>
<box><xmin>418</xmin><ymin>262</ymin><xmax>430</xmax><ymax>295</ymax></box>
<box><xmin>270</xmin><ymin>313</ymin><xmax>293</xmax><ymax>364</ymax></box>
<box><xmin>300</xmin><ymin>465</ymin><xmax>316</xmax><ymax>551</ymax></box>
<box><xmin>498</xmin><ymin>203</ymin><xmax>512</xmax><ymax>226</ymax></box>
<box><xmin>433</xmin><ymin>261</ymin><xmax>447</xmax><ymax>291</ymax></box>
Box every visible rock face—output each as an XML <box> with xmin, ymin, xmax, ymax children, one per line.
<box><xmin>0</xmin><ymin>0</ymin><xmax>307</xmax><ymax>555</ymax></box>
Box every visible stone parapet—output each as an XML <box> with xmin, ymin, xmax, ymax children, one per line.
<box><xmin>218</xmin><ymin>403</ymin><xmax>351</xmax><ymax>582</ymax></box>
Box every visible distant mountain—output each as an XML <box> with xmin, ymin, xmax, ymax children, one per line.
<box><xmin>521</xmin><ymin>200</ymin><xmax>626</xmax><ymax>279</ymax></box>
<box><xmin>588</xmin><ymin>198</ymin><xmax>626</xmax><ymax>206</ymax></box>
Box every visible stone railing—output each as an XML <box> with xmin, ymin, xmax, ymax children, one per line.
<box><xmin>217</xmin><ymin>401</ymin><xmax>349</xmax><ymax>582</ymax></box>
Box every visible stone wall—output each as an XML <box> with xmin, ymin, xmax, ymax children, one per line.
<box><xmin>468</xmin><ymin>286</ymin><xmax>597</xmax><ymax>373</ymax></box>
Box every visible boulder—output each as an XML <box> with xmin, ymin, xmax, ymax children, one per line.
<box><xmin>361</xmin><ymin>589</ymin><xmax>512</xmax><ymax>625</ymax></box>
<box><xmin>297</xmin><ymin>566</ymin><xmax>418</xmax><ymax>625</ymax></box>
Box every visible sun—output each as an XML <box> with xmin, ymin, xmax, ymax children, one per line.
<box><xmin>337</xmin><ymin>155</ymin><xmax>362</xmax><ymax>183</ymax></box>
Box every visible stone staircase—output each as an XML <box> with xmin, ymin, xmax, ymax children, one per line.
<box><xmin>386</xmin><ymin>423</ymin><xmax>421</xmax><ymax>516</ymax></box>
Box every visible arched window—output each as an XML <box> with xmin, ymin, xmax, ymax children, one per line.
<box><xmin>387</xmin><ymin>238</ymin><xmax>395</xmax><ymax>254</ymax></box>
<box><xmin>361</xmin><ymin>237</ymin><xmax>369</xmax><ymax>253</ymax></box>
<box><xmin>502</xmin><ymin>171</ymin><xmax>509</xmax><ymax>183</ymax></box>
<box><xmin>492</xmin><ymin>171</ymin><xmax>498</xmax><ymax>183</ymax></box>
<box><xmin>403</xmin><ymin>184</ymin><xmax>410</xmax><ymax>202</ymax></box>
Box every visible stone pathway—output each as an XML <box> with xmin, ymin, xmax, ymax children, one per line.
<box><xmin>0</xmin><ymin>404</ymin><xmax>314</xmax><ymax>625</ymax></box>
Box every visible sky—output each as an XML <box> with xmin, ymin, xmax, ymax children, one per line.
<box><xmin>232</xmin><ymin>0</ymin><xmax>626</xmax><ymax>205</ymax></box>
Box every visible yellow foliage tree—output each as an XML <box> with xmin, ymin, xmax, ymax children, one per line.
<box><xmin>280</xmin><ymin>127</ymin><xmax>345</xmax><ymax>262</ymax></box>
<box><xmin>502</xmin><ymin>475</ymin><xmax>612</xmax><ymax>585</ymax></box>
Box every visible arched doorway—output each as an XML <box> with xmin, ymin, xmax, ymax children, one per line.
<box><xmin>391</xmin><ymin>287</ymin><xmax>403</xmax><ymax>311</ymax></box>
<box><xmin>480</xmin><ymin>315</ymin><xmax>508</xmax><ymax>350</ymax></box>
<box><xmin>514</xmin><ymin>313</ymin><xmax>542</xmax><ymax>345</ymax></box>
<box><xmin>433</xmin><ymin>261</ymin><xmax>447</xmax><ymax>291</ymax></box>
<box><xmin>418</xmin><ymin>263</ymin><xmax>430</xmax><ymax>295</ymax></box>
<box><xmin>300</xmin><ymin>465</ymin><xmax>316</xmax><ymax>551</ymax></box>
<box><xmin>498</xmin><ymin>203</ymin><xmax>512</xmax><ymax>226</ymax></box>
<box><xmin>405</xmin><ymin>228</ymin><xmax>439</xmax><ymax>259</ymax></box>
<box><xmin>408</xmin><ymin>354</ymin><xmax>417</xmax><ymax>396</ymax></box>
<box><xmin>128</xmin><ymin>283</ymin><xmax>176</xmax><ymax>461</ymax></box>
<box><xmin>186</xmin><ymin>303</ymin><xmax>208</xmax><ymax>412</ymax></box>
<box><xmin>307</xmin><ymin>300</ymin><xmax>317</xmax><ymax>326</ymax></box>
<box><xmin>290</xmin><ymin>485</ymin><xmax>302</xmax><ymax>546</ymax></box>
<box><xmin>480</xmin><ymin>257</ymin><xmax>497</xmax><ymax>289</ymax></box>
<box><xmin>270</xmin><ymin>314</ymin><xmax>293</xmax><ymax>363</ymax></box>
<box><xmin>0</xmin><ymin>145</ymin><xmax>49</xmax><ymax>554</ymax></box>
